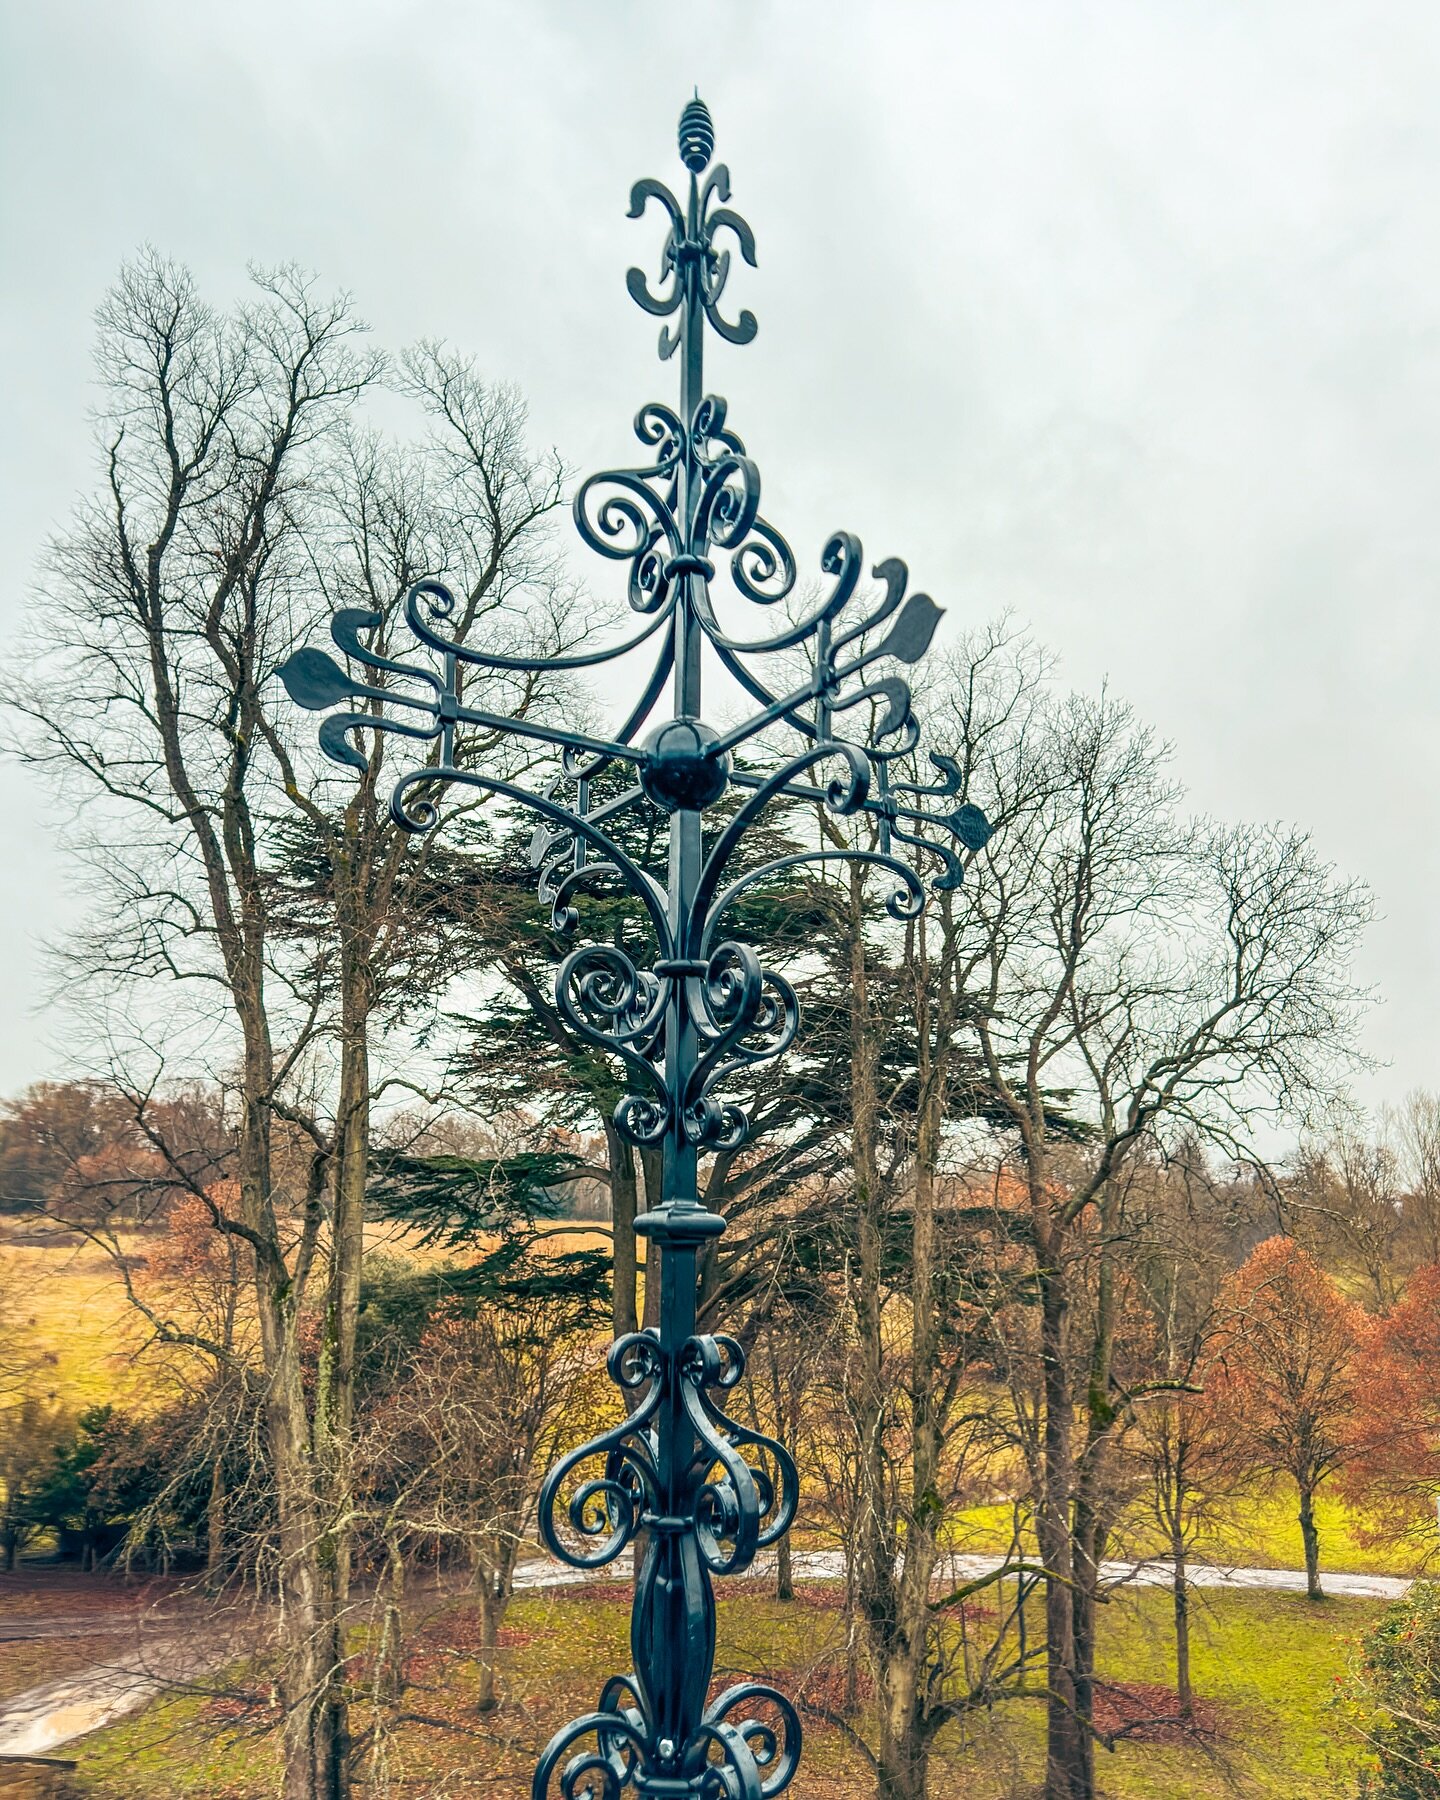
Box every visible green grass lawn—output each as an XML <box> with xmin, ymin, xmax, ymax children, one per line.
<box><xmin>928</xmin><ymin>1486</ymin><xmax>1431</xmax><ymax>1583</ymax></box>
<box><xmin>1082</xmin><ymin>1587</ymin><xmax>1377</xmax><ymax>1797</ymax></box>
<box><xmin>68</xmin><ymin>1581</ymin><xmax>1382</xmax><ymax>1799</ymax></box>
<box><xmin>1187</xmin><ymin>1488</ymin><xmax>1430</xmax><ymax>1579</ymax></box>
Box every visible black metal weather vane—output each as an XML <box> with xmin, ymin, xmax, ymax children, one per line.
<box><xmin>280</xmin><ymin>93</ymin><xmax>991</xmax><ymax>1800</ymax></box>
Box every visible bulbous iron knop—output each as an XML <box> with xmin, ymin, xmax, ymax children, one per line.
<box><xmin>679</xmin><ymin>94</ymin><xmax>715</xmax><ymax>172</ymax></box>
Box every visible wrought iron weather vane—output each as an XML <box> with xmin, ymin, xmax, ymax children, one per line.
<box><xmin>281</xmin><ymin>96</ymin><xmax>991</xmax><ymax>1800</ymax></box>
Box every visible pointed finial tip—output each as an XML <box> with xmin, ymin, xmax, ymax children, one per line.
<box><xmin>679</xmin><ymin>95</ymin><xmax>714</xmax><ymax>174</ymax></box>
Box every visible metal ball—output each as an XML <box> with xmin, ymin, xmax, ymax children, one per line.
<box><xmin>678</xmin><ymin>97</ymin><xmax>715</xmax><ymax>173</ymax></box>
<box><xmin>640</xmin><ymin>717</ymin><xmax>730</xmax><ymax>812</ymax></box>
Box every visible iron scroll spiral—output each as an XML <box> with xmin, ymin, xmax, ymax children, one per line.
<box><xmin>537</xmin><ymin>1333</ymin><xmax>664</xmax><ymax>1570</ymax></box>
<box><xmin>533</xmin><ymin>1326</ymin><xmax>801</xmax><ymax>1800</ymax></box>
<box><xmin>537</xmin><ymin>1330</ymin><xmax>796</xmax><ymax>1582</ymax></box>
<box><xmin>533</xmin><ymin>1680</ymin><xmax>799</xmax><ymax>1800</ymax></box>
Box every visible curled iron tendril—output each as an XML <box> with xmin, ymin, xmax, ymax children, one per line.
<box><xmin>533</xmin><ymin>1679</ymin><xmax>799</xmax><ymax>1800</ymax></box>
<box><xmin>536</xmin><ymin>1333</ymin><xmax>663</xmax><ymax>1571</ymax></box>
<box><xmin>536</xmin><ymin>1331</ymin><xmax>796</xmax><ymax>1582</ymax></box>
<box><xmin>626</xmin><ymin>161</ymin><xmax>758</xmax><ymax>358</ymax></box>
<box><xmin>533</xmin><ymin>1321</ymin><xmax>800</xmax><ymax>1800</ymax></box>
<box><xmin>279</xmin><ymin>581</ymin><xmax>991</xmax><ymax>1150</ymax></box>
<box><xmin>684</xmin><ymin>950</ymin><xmax>799</xmax><ymax>1151</ymax></box>
<box><xmin>683</xmin><ymin>1333</ymin><xmax>799</xmax><ymax>1572</ymax></box>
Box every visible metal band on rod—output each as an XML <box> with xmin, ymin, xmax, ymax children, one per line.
<box><xmin>279</xmin><ymin>94</ymin><xmax>992</xmax><ymax>1800</ymax></box>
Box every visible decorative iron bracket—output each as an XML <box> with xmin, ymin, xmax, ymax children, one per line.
<box><xmin>279</xmin><ymin>94</ymin><xmax>993</xmax><ymax>1799</ymax></box>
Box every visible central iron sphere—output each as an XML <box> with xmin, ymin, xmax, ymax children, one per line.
<box><xmin>640</xmin><ymin>717</ymin><xmax>730</xmax><ymax>811</ymax></box>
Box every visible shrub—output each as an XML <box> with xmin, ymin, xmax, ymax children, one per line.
<box><xmin>1344</xmin><ymin>1581</ymin><xmax>1440</xmax><ymax>1797</ymax></box>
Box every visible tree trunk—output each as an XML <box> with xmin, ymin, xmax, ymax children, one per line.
<box><xmin>1039</xmin><ymin>1259</ymin><xmax>1089</xmax><ymax>1800</ymax></box>
<box><xmin>1172</xmin><ymin>1533</ymin><xmax>1192</xmax><ymax>1716</ymax></box>
<box><xmin>875</xmin><ymin>1657</ymin><xmax>926</xmax><ymax>1800</ymax></box>
<box><xmin>766</xmin><ymin>1346</ymin><xmax>793</xmax><ymax>1602</ymax></box>
<box><xmin>475</xmin><ymin>1579</ymin><xmax>500</xmax><ymax>1713</ymax></box>
<box><xmin>846</xmin><ymin>874</ymin><xmax>942</xmax><ymax>1800</ymax></box>
<box><xmin>1070</xmin><ymin>1521</ymin><xmax>1101</xmax><ymax>1798</ymax></box>
<box><xmin>1068</xmin><ymin>1189</ymin><xmax>1120</xmax><ymax>1800</ymax></box>
<box><xmin>240</xmin><ymin>1080</ymin><xmax>347</xmax><ymax>1800</ymax></box>
<box><xmin>375</xmin><ymin>1534</ymin><xmax>406</xmax><ymax>1709</ymax></box>
<box><xmin>206</xmin><ymin>1457</ymin><xmax>226</xmax><ymax>1582</ymax></box>
<box><xmin>322</xmin><ymin>933</ymin><xmax>373</xmax><ymax>1787</ymax></box>
<box><xmin>267</xmin><ymin>1362</ymin><xmax>341</xmax><ymax>1800</ymax></box>
<box><xmin>292</xmin><ymin>919</ymin><xmax>370</xmax><ymax>1800</ymax></box>
<box><xmin>1298</xmin><ymin>1483</ymin><xmax>1323</xmax><ymax>1600</ymax></box>
<box><xmin>847</xmin><ymin>870</ymin><xmax>901</xmax><ymax>1758</ymax></box>
<box><xmin>774</xmin><ymin>1529</ymin><xmax>793</xmax><ymax>1604</ymax></box>
<box><xmin>639</xmin><ymin>1148</ymin><xmax>663</xmax><ymax>1330</ymax></box>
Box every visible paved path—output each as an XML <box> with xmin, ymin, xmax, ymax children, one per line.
<box><xmin>0</xmin><ymin>1553</ymin><xmax>1414</xmax><ymax>1756</ymax></box>
<box><xmin>511</xmin><ymin>1546</ymin><xmax>1415</xmax><ymax>1601</ymax></box>
<box><xmin>0</xmin><ymin>1635</ymin><xmax>223</xmax><ymax>1758</ymax></box>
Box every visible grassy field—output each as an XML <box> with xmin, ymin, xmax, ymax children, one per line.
<box><xmin>922</xmin><ymin>1487</ymin><xmax>1430</xmax><ymax>1584</ymax></box>
<box><xmin>1</xmin><ymin>1223</ymin><xmax>1412</xmax><ymax>1797</ymax></box>
<box><xmin>4</xmin><ymin>1219</ymin><xmax>1430</xmax><ymax>1586</ymax></box>
<box><xmin>66</xmin><ymin>1582</ymin><xmax>1381</xmax><ymax>1799</ymax></box>
<box><xmin>0</xmin><ymin>1218</ymin><xmax>610</xmax><ymax>1418</ymax></box>
<box><xmin>1189</xmin><ymin>1488</ymin><xmax>1429</xmax><ymax>1579</ymax></box>
<box><xmin>0</xmin><ymin>1227</ymin><xmax>155</xmax><ymax>1412</ymax></box>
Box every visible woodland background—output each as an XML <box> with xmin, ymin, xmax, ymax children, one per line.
<box><xmin>0</xmin><ymin>253</ymin><xmax>1438</xmax><ymax>1800</ymax></box>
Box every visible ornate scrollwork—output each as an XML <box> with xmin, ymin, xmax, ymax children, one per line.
<box><xmin>537</xmin><ymin>1332</ymin><xmax>663</xmax><ymax>1571</ymax></box>
<box><xmin>534</xmin><ymin>1690</ymin><xmax>650</xmax><ymax>1800</ymax></box>
<box><xmin>536</xmin><ymin>1328</ymin><xmax>795</xmax><ymax>1585</ymax></box>
<box><xmin>532</xmin><ymin>1324</ymin><xmax>801</xmax><ymax>1800</ymax></box>
<box><xmin>698</xmin><ymin>1685</ymin><xmax>802</xmax><ymax>1800</ymax></box>
<box><xmin>278</xmin><ymin>94</ymin><xmax>999</xmax><ymax>1800</ymax></box>
<box><xmin>684</xmin><ymin>951</ymin><xmax>800</xmax><ymax>1150</ymax></box>
<box><xmin>573</xmin><ymin>456</ymin><xmax>681</xmax><ymax>619</ymax></box>
<box><xmin>555</xmin><ymin>944</ymin><xmax>672</xmax><ymax>1147</ymax></box>
<box><xmin>625</xmin><ymin>116</ymin><xmax>758</xmax><ymax>363</ymax></box>
<box><xmin>532</xmin><ymin>1677</ymin><xmax>800</xmax><ymax>1800</ymax></box>
<box><xmin>682</xmin><ymin>1333</ymin><xmax>799</xmax><ymax>1572</ymax></box>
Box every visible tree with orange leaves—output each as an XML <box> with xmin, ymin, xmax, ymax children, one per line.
<box><xmin>1344</xmin><ymin>1262</ymin><xmax>1440</xmax><ymax>1558</ymax></box>
<box><xmin>1206</xmin><ymin>1235</ymin><xmax>1364</xmax><ymax>1598</ymax></box>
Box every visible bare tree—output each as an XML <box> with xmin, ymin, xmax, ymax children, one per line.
<box><xmin>1290</xmin><ymin>1114</ymin><xmax>1403</xmax><ymax>1309</ymax></box>
<box><xmin>835</xmin><ymin>629</ymin><xmax>1049</xmax><ymax>1800</ymax></box>
<box><xmin>935</xmin><ymin>658</ymin><xmax>1371</xmax><ymax>1800</ymax></box>
<box><xmin>1394</xmin><ymin>1089</ymin><xmax>1440</xmax><ymax>1269</ymax></box>
<box><xmin>5</xmin><ymin>251</ymin><xmax>571</xmax><ymax>1800</ymax></box>
<box><xmin>1126</xmin><ymin>1153</ymin><xmax>1251</xmax><ymax>1714</ymax></box>
<box><xmin>5</xmin><ymin>251</ymin><xmax>387</xmax><ymax>1799</ymax></box>
<box><xmin>364</xmin><ymin>1282</ymin><xmax>595</xmax><ymax>1720</ymax></box>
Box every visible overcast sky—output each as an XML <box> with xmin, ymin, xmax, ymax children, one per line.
<box><xmin>1</xmin><ymin>0</ymin><xmax>1436</xmax><ymax>1112</ymax></box>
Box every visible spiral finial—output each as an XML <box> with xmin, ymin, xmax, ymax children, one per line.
<box><xmin>679</xmin><ymin>95</ymin><xmax>714</xmax><ymax>173</ymax></box>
